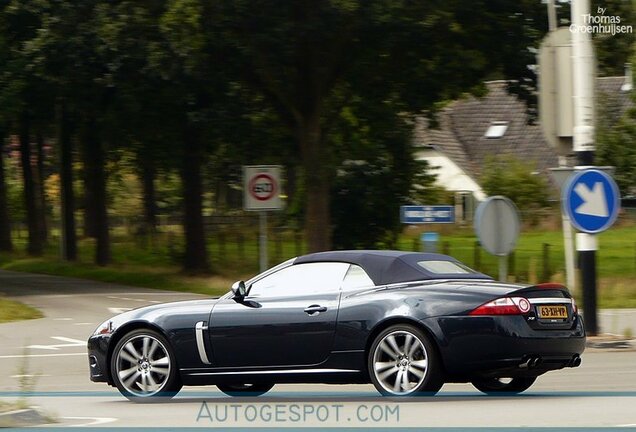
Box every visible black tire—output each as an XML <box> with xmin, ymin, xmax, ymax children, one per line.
<box><xmin>471</xmin><ymin>376</ymin><xmax>537</xmax><ymax>395</ymax></box>
<box><xmin>368</xmin><ymin>324</ymin><xmax>443</xmax><ymax>396</ymax></box>
<box><xmin>217</xmin><ymin>383</ymin><xmax>274</xmax><ymax>397</ymax></box>
<box><xmin>110</xmin><ymin>328</ymin><xmax>182</xmax><ymax>403</ymax></box>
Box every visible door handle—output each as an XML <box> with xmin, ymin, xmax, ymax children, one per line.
<box><xmin>304</xmin><ymin>305</ymin><xmax>327</xmax><ymax>315</ymax></box>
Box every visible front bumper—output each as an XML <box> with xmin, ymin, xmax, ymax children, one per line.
<box><xmin>427</xmin><ymin>314</ymin><xmax>586</xmax><ymax>379</ymax></box>
<box><xmin>87</xmin><ymin>334</ymin><xmax>112</xmax><ymax>383</ymax></box>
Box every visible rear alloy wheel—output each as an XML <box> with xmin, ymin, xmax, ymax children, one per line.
<box><xmin>217</xmin><ymin>383</ymin><xmax>274</xmax><ymax>397</ymax></box>
<box><xmin>368</xmin><ymin>324</ymin><xmax>443</xmax><ymax>396</ymax></box>
<box><xmin>111</xmin><ymin>329</ymin><xmax>182</xmax><ymax>402</ymax></box>
<box><xmin>471</xmin><ymin>377</ymin><xmax>536</xmax><ymax>395</ymax></box>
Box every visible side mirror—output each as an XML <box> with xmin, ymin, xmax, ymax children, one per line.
<box><xmin>231</xmin><ymin>280</ymin><xmax>248</xmax><ymax>299</ymax></box>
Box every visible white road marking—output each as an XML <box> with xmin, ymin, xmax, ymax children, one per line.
<box><xmin>61</xmin><ymin>416</ymin><xmax>117</xmax><ymax>427</ymax></box>
<box><xmin>73</xmin><ymin>322</ymin><xmax>94</xmax><ymax>326</ymax></box>
<box><xmin>0</xmin><ymin>352</ymin><xmax>86</xmax><ymax>359</ymax></box>
<box><xmin>108</xmin><ymin>307</ymin><xmax>132</xmax><ymax>314</ymax></box>
<box><xmin>27</xmin><ymin>336</ymin><xmax>86</xmax><ymax>351</ymax></box>
<box><xmin>107</xmin><ymin>296</ymin><xmax>144</xmax><ymax>302</ymax></box>
<box><xmin>617</xmin><ymin>424</ymin><xmax>636</xmax><ymax>427</ymax></box>
<box><xmin>53</xmin><ymin>318</ymin><xmax>74</xmax><ymax>321</ymax></box>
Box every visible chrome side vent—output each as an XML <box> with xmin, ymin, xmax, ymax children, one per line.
<box><xmin>195</xmin><ymin>321</ymin><xmax>211</xmax><ymax>365</ymax></box>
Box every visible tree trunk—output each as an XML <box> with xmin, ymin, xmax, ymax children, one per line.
<box><xmin>81</xmin><ymin>114</ymin><xmax>110</xmax><ymax>265</ymax></box>
<box><xmin>35</xmin><ymin>132</ymin><xmax>48</xmax><ymax>243</ymax></box>
<box><xmin>0</xmin><ymin>128</ymin><xmax>13</xmax><ymax>251</ymax></box>
<box><xmin>298</xmin><ymin>114</ymin><xmax>331</xmax><ymax>252</ymax></box>
<box><xmin>181</xmin><ymin>124</ymin><xmax>209</xmax><ymax>273</ymax></box>
<box><xmin>59</xmin><ymin>103</ymin><xmax>77</xmax><ymax>260</ymax></box>
<box><xmin>19</xmin><ymin>113</ymin><xmax>43</xmax><ymax>256</ymax></box>
<box><xmin>139</xmin><ymin>153</ymin><xmax>157</xmax><ymax>233</ymax></box>
<box><xmin>82</xmin><ymin>159</ymin><xmax>96</xmax><ymax>238</ymax></box>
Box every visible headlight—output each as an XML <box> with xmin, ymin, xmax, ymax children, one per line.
<box><xmin>93</xmin><ymin>320</ymin><xmax>115</xmax><ymax>336</ymax></box>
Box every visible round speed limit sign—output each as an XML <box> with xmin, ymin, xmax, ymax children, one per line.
<box><xmin>243</xmin><ymin>166</ymin><xmax>283</xmax><ymax>210</ymax></box>
<box><xmin>249</xmin><ymin>174</ymin><xmax>276</xmax><ymax>201</ymax></box>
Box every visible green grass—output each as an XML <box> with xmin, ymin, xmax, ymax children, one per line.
<box><xmin>0</xmin><ymin>258</ymin><xmax>232</xmax><ymax>298</ymax></box>
<box><xmin>0</xmin><ymin>297</ymin><xmax>43</xmax><ymax>323</ymax></box>
<box><xmin>1</xmin><ymin>224</ymin><xmax>635</xmax><ymax>307</ymax></box>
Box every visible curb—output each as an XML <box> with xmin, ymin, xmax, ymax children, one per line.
<box><xmin>0</xmin><ymin>408</ymin><xmax>48</xmax><ymax>427</ymax></box>
<box><xmin>586</xmin><ymin>339</ymin><xmax>634</xmax><ymax>350</ymax></box>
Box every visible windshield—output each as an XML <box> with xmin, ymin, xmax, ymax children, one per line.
<box><xmin>222</xmin><ymin>257</ymin><xmax>297</xmax><ymax>298</ymax></box>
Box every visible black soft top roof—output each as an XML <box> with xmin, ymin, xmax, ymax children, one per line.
<box><xmin>294</xmin><ymin>250</ymin><xmax>492</xmax><ymax>286</ymax></box>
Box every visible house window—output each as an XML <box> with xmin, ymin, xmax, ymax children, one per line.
<box><xmin>484</xmin><ymin>121</ymin><xmax>508</xmax><ymax>139</ymax></box>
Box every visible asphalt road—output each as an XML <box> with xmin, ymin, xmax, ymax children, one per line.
<box><xmin>1</xmin><ymin>270</ymin><xmax>635</xmax><ymax>428</ymax></box>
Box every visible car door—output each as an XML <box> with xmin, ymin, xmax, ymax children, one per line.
<box><xmin>208</xmin><ymin>262</ymin><xmax>349</xmax><ymax>368</ymax></box>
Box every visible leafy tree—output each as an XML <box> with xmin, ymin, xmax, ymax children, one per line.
<box><xmin>597</xmin><ymin>114</ymin><xmax>636</xmax><ymax>196</ymax></box>
<box><xmin>481</xmin><ymin>155</ymin><xmax>550</xmax><ymax>215</ymax></box>
<box><xmin>0</xmin><ymin>22</ymin><xmax>11</xmax><ymax>251</ymax></box>
<box><xmin>2</xmin><ymin>0</ymin><xmax>117</xmax><ymax>263</ymax></box>
<box><xmin>0</xmin><ymin>129</ymin><xmax>11</xmax><ymax>251</ymax></box>
<box><xmin>329</xmin><ymin>91</ymin><xmax>440</xmax><ymax>249</ymax></box>
<box><xmin>218</xmin><ymin>0</ymin><xmax>554</xmax><ymax>252</ymax></box>
<box><xmin>0</xmin><ymin>0</ymin><xmax>51</xmax><ymax>256</ymax></box>
<box><xmin>591</xmin><ymin>0</ymin><xmax>635</xmax><ymax>76</ymax></box>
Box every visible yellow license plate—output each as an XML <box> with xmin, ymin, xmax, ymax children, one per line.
<box><xmin>538</xmin><ymin>305</ymin><xmax>568</xmax><ymax>319</ymax></box>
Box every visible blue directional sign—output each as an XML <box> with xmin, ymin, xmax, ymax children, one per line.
<box><xmin>400</xmin><ymin>205</ymin><xmax>455</xmax><ymax>224</ymax></box>
<box><xmin>563</xmin><ymin>169</ymin><xmax>620</xmax><ymax>234</ymax></box>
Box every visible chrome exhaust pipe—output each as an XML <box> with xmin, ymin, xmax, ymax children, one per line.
<box><xmin>519</xmin><ymin>356</ymin><xmax>532</xmax><ymax>368</ymax></box>
<box><xmin>530</xmin><ymin>357</ymin><xmax>542</xmax><ymax>368</ymax></box>
<box><xmin>569</xmin><ymin>355</ymin><xmax>581</xmax><ymax>368</ymax></box>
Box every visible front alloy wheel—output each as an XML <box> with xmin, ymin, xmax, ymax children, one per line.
<box><xmin>111</xmin><ymin>329</ymin><xmax>182</xmax><ymax>402</ymax></box>
<box><xmin>368</xmin><ymin>324</ymin><xmax>443</xmax><ymax>396</ymax></box>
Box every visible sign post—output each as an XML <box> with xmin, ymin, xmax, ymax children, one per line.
<box><xmin>243</xmin><ymin>165</ymin><xmax>283</xmax><ymax>272</ymax></box>
<box><xmin>563</xmin><ymin>169</ymin><xmax>620</xmax><ymax>335</ymax></box>
<box><xmin>474</xmin><ymin>197</ymin><xmax>521</xmax><ymax>282</ymax></box>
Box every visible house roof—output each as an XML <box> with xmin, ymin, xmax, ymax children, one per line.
<box><xmin>415</xmin><ymin>76</ymin><xmax>632</xmax><ymax>181</ymax></box>
<box><xmin>415</xmin><ymin>81</ymin><xmax>558</xmax><ymax>180</ymax></box>
<box><xmin>597</xmin><ymin>76</ymin><xmax>633</xmax><ymax>120</ymax></box>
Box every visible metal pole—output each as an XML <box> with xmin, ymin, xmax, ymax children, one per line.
<box><xmin>562</xmin><ymin>212</ymin><xmax>576</xmax><ymax>291</ymax></box>
<box><xmin>547</xmin><ymin>0</ymin><xmax>557</xmax><ymax>32</ymax></box>
<box><xmin>577</xmin><ymin>233</ymin><xmax>598</xmax><ymax>334</ymax></box>
<box><xmin>572</xmin><ymin>0</ymin><xmax>598</xmax><ymax>335</ymax></box>
<box><xmin>259</xmin><ymin>211</ymin><xmax>268</xmax><ymax>273</ymax></box>
<box><xmin>498</xmin><ymin>255</ymin><xmax>508</xmax><ymax>283</ymax></box>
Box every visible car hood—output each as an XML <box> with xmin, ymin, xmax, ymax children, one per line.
<box><xmin>107</xmin><ymin>298</ymin><xmax>220</xmax><ymax>326</ymax></box>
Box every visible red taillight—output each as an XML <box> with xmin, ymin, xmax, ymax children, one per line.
<box><xmin>572</xmin><ymin>298</ymin><xmax>578</xmax><ymax>313</ymax></box>
<box><xmin>469</xmin><ymin>297</ymin><xmax>531</xmax><ymax>316</ymax></box>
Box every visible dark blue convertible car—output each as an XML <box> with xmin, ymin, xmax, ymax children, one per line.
<box><xmin>88</xmin><ymin>251</ymin><xmax>585</xmax><ymax>401</ymax></box>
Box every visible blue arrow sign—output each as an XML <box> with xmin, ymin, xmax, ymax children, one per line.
<box><xmin>562</xmin><ymin>169</ymin><xmax>620</xmax><ymax>234</ymax></box>
<box><xmin>400</xmin><ymin>205</ymin><xmax>455</xmax><ymax>224</ymax></box>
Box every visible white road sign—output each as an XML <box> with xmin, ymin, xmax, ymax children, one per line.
<box><xmin>243</xmin><ymin>165</ymin><xmax>283</xmax><ymax>211</ymax></box>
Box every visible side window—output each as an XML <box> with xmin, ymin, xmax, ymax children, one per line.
<box><xmin>249</xmin><ymin>262</ymin><xmax>349</xmax><ymax>297</ymax></box>
<box><xmin>341</xmin><ymin>264</ymin><xmax>374</xmax><ymax>290</ymax></box>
